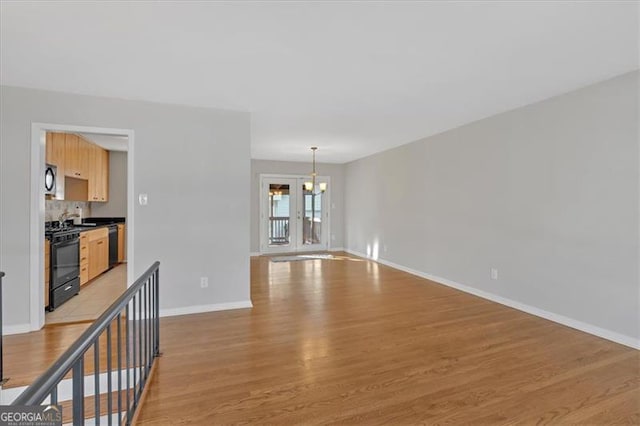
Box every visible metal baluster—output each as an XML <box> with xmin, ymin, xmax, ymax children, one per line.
<box><xmin>125</xmin><ymin>304</ymin><xmax>131</xmax><ymax>425</ymax></box>
<box><xmin>144</xmin><ymin>279</ymin><xmax>148</xmax><ymax>377</ymax></box>
<box><xmin>149</xmin><ymin>275</ymin><xmax>153</xmax><ymax>364</ymax></box>
<box><xmin>117</xmin><ymin>313</ymin><xmax>122</xmax><ymax>426</ymax></box>
<box><xmin>142</xmin><ymin>281</ymin><xmax>147</xmax><ymax>384</ymax></box>
<box><xmin>107</xmin><ymin>324</ymin><xmax>113</xmax><ymax>426</ymax></box>
<box><xmin>156</xmin><ymin>269</ymin><xmax>160</xmax><ymax>356</ymax></box>
<box><xmin>149</xmin><ymin>275</ymin><xmax>156</xmax><ymax>358</ymax></box>
<box><xmin>50</xmin><ymin>384</ymin><xmax>58</xmax><ymax>405</ymax></box>
<box><xmin>132</xmin><ymin>294</ymin><xmax>138</xmax><ymax>408</ymax></box>
<box><xmin>94</xmin><ymin>340</ymin><xmax>100</xmax><ymax>425</ymax></box>
<box><xmin>148</xmin><ymin>279</ymin><xmax>152</xmax><ymax>366</ymax></box>
<box><xmin>73</xmin><ymin>358</ymin><xmax>85</xmax><ymax>426</ymax></box>
<box><xmin>147</xmin><ymin>279</ymin><xmax>151</xmax><ymax>367</ymax></box>
<box><xmin>148</xmin><ymin>277</ymin><xmax>152</xmax><ymax>366</ymax></box>
<box><xmin>137</xmin><ymin>291</ymin><xmax>142</xmax><ymax>395</ymax></box>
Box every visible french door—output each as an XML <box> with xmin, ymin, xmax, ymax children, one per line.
<box><xmin>260</xmin><ymin>176</ymin><xmax>329</xmax><ymax>253</ymax></box>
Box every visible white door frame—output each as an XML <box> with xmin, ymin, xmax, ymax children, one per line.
<box><xmin>259</xmin><ymin>173</ymin><xmax>331</xmax><ymax>254</ymax></box>
<box><xmin>29</xmin><ymin>123</ymin><xmax>135</xmax><ymax>332</ymax></box>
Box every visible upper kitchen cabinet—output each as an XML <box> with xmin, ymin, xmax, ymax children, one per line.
<box><xmin>46</xmin><ymin>132</ymin><xmax>66</xmax><ymax>170</ymax></box>
<box><xmin>99</xmin><ymin>148</ymin><xmax>109</xmax><ymax>202</ymax></box>
<box><xmin>64</xmin><ymin>134</ymin><xmax>88</xmax><ymax>179</ymax></box>
<box><xmin>47</xmin><ymin>132</ymin><xmax>110</xmax><ymax>202</ymax></box>
<box><xmin>88</xmin><ymin>144</ymin><xmax>109</xmax><ymax>202</ymax></box>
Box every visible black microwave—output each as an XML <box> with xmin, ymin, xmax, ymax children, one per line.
<box><xmin>45</xmin><ymin>164</ymin><xmax>57</xmax><ymax>195</ymax></box>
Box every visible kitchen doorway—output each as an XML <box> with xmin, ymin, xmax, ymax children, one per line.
<box><xmin>29</xmin><ymin>123</ymin><xmax>135</xmax><ymax>331</ymax></box>
<box><xmin>259</xmin><ymin>175</ymin><xmax>330</xmax><ymax>254</ymax></box>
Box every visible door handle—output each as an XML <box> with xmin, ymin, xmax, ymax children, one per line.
<box><xmin>64</xmin><ymin>285</ymin><xmax>72</xmax><ymax>291</ymax></box>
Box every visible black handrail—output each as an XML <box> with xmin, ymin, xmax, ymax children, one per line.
<box><xmin>12</xmin><ymin>262</ymin><xmax>160</xmax><ymax>425</ymax></box>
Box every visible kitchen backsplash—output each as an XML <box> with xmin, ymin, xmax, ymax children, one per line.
<box><xmin>45</xmin><ymin>200</ymin><xmax>92</xmax><ymax>223</ymax></box>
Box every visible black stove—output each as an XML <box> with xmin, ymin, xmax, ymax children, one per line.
<box><xmin>46</xmin><ymin>224</ymin><xmax>81</xmax><ymax>310</ymax></box>
<box><xmin>46</xmin><ymin>226</ymin><xmax>81</xmax><ymax>241</ymax></box>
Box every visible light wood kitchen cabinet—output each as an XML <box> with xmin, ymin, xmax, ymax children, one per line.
<box><xmin>88</xmin><ymin>144</ymin><xmax>109</xmax><ymax>202</ymax></box>
<box><xmin>46</xmin><ymin>132</ymin><xmax>66</xmax><ymax>170</ymax></box>
<box><xmin>79</xmin><ymin>137</ymin><xmax>91</xmax><ymax>179</ymax></box>
<box><xmin>64</xmin><ymin>134</ymin><xmax>84</xmax><ymax>178</ymax></box>
<box><xmin>87</xmin><ymin>228</ymin><xmax>109</xmax><ymax>281</ymax></box>
<box><xmin>46</xmin><ymin>133</ymin><xmax>53</xmax><ymax>164</ymax></box>
<box><xmin>80</xmin><ymin>233</ymin><xmax>89</xmax><ymax>286</ymax></box>
<box><xmin>44</xmin><ymin>240</ymin><xmax>50</xmax><ymax>308</ymax></box>
<box><xmin>65</xmin><ymin>134</ymin><xmax>91</xmax><ymax>179</ymax></box>
<box><xmin>117</xmin><ymin>223</ymin><xmax>125</xmax><ymax>262</ymax></box>
<box><xmin>88</xmin><ymin>144</ymin><xmax>100</xmax><ymax>201</ymax></box>
<box><xmin>47</xmin><ymin>132</ymin><xmax>110</xmax><ymax>202</ymax></box>
<box><xmin>99</xmin><ymin>148</ymin><xmax>109</xmax><ymax>201</ymax></box>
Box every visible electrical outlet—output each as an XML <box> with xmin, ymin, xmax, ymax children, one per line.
<box><xmin>200</xmin><ymin>277</ymin><xmax>209</xmax><ymax>288</ymax></box>
<box><xmin>490</xmin><ymin>268</ymin><xmax>498</xmax><ymax>280</ymax></box>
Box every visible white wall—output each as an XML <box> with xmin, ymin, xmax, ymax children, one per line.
<box><xmin>0</xmin><ymin>86</ymin><xmax>251</xmax><ymax>329</ymax></box>
<box><xmin>345</xmin><ymin>71</ymin><xmax>639</xmax><ymax>345</ymax></box>
<box><xmin>91</xmin><ymin>150</ymin><xmax>127</xmax><ymax>218</ymax></box>
<box><xmin>250</xmin><ymin>160</ymin><xmax>345</xmax><ymax>253</ymax></box>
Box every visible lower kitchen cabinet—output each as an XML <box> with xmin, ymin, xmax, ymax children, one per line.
<box><xmin>80</xmin><ymin>233</ymin><xmax>89</xmax><ymax>285</ymax></box>
<box><xmin>86</xmin><ymin>228</ymin><xmax>109</xmax><ymax>281</ymax></box>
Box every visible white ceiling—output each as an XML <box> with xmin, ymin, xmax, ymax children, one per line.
<box><xmin>1</xmin><ymin>1</ymin><xmax>638</xmax><ymax>163</ymax></box>
<box><xmin>77</xmin><ymin>133</ymin><xmax>128</xmax><ymax>152</ymax></box>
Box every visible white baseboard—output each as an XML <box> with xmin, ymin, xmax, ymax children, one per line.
<box><xmin>344</xmin><ymin>249</ymin><xmax>639</xmax><ymax>350</ymax></box>
<box><xmin>159</xmin><ymin>300</ymin><xmax>253</xmax><ymax>318</ymax></box>
<box><xmin>2</xmin><ymin>323</ymin><xmax>32</xmax><ymax>336</ymax></box>
<box><xmin>250</xmin><ymin>252</ymin><xmax>261</xmax><ymax>257</ymax></box>
<box><xmin>328</xmin><ymin>247</ymin><xmax>345</xmax><ymax>252</ymax></box>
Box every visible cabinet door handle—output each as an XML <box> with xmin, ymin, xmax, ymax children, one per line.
<box><xmin>64</xmin><ymin>285</ymin><xmax>72</xmax><ymax>291</ymax></box>
<box><xmin>98</xmin><ymin>241</ymin><xmax>104</xmax><ymax>245</ymax></box>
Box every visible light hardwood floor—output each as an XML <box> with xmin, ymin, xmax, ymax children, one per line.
<box><xmin>134</xmin><ymin>252</ymin><xmax>639</xmax><ymax>424</ymax></box>
<box><xmin>3</xmin><ymin>264</ymin><xmax>127</xmax><ymax>388</ymax></box>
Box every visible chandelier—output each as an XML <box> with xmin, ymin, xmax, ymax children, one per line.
<box><xmin>304</xmin><ymin>147</ymin><xmax>327</xmax><ymax>193</ymax></box>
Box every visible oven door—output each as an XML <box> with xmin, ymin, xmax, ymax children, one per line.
<box><xmin>51</xmin><ymin>237</ymin><xmax>80</xmax><ymax>288</ymax></box>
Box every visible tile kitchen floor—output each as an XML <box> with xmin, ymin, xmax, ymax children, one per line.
<box><xmin>45</xmin><ymin>263</ymin><xmax>127</xmax><ymax>325</ymax></box>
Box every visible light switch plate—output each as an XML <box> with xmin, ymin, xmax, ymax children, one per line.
<box><xmin>138</xmin><ymin>193</ymin><xmax>148</xmax><ymax>205</ymax></box>
<box><xmin>490</xmin><ymin>268</ymin><xmax>499</xmax><ymax>280</ymax></box>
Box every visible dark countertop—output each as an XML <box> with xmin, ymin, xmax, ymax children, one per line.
<box><xmin>45</xmin><ymin>217</ymin><xmax>126</xmax><ymax>236</ymax></box>
<box><xmin>83</xmin><ymin>217</ymin><xmax>126</xmax><ymax>225</ymax></box>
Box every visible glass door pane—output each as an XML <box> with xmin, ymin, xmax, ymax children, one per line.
<box><xmin>299</xmin><ymin>178</ymin><xmax>328</xmax><ymax>250</ymax></box>
<box><xmin>262</xmin><ymin>177</ymin><xmax>298</xmax><ymax>253</ymax></box>
<box><xmin>302</xmin><ymin>190</ymin><xmax>322</xmax><ymax>245</ymax></box>
<box><xmin>269</xmin><ymin>183</ymin><xmax>291</xmax><ymax>245</ymax></box>
<box><xmin>260</xmin><ymin>175</ymin><xmax>328</xmax><ymax>253</ymax></box>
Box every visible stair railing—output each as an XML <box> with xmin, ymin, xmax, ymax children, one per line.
<box><xmin>12</xmin><ymin>262</ymin><xmax>160</xmax><ymax>426</ymax></box>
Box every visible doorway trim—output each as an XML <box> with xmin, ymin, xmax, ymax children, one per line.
<box><xmin>29</xmin><ymin>123</ymin><xmax>135</xmax><ymax>332</ymax></box>
<box><xmin>259</xmin><ymin>173</ymin><xmax>332</xmax><ymax>255</ymax></box>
